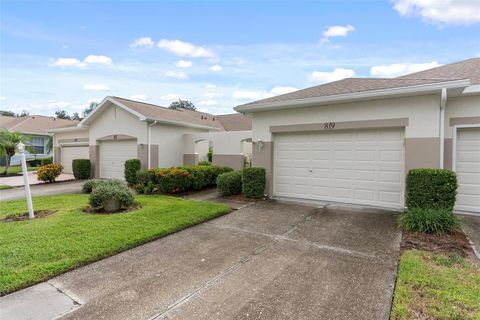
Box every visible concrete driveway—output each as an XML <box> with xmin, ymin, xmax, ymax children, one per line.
<box><xmin>0</xmin><ymin>180</ymin><xmax>83</xmax><ymax>201</ymax></box>
<box><xmin>3</xmin><ymin>200</ymin><xmax>401</xmax><ymax>320</ymax></box>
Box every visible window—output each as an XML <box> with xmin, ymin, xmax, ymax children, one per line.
<box><xmin>30</xmin><ymin>136</ymin><xmax>46</xmax><ymax>154</ymax></box>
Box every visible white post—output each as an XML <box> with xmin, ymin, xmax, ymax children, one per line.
<box><xmin>18</xmin><ymin>142</ymin><xmax>34</xmax><ymax>219</ymax></box>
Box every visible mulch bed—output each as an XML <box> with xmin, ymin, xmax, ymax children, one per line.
<box><xmin>401</xmin><ymin>230</ymin><xmax>474</xmax><ymax>258</ymax></box>
<box><xmin>1</xmin><ymin>210</ymin><xmax>56</xmax><ymax>222</ymax></box>
<box><xmin>82</xmin><ymin>204</ymin><xmax>141</xmax><ymax>214</ymax></box>
<box><xmin>222</xmin><ymin>194</ymin><xmax>262</xmax><ymax>203</ymax></box>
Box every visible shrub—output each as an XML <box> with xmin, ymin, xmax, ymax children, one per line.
<box><xmin>124</xmin><ymin>159</ymin><xmax>141</xmax><ymax>185</ymax></box>
<box><xmin>242</xmin><ymin>167</ymin><xmax>266</xmax><ymax>199</ymax></box>
<box><xmin>217</xmin><ymin>171</ymin><xmax>242</xmax><ymax>196</ymax></box>
<box><xmin>40</xmin><ymin>157</ymin><xmax>53</xmax><ymax>165</ymax></box>
<box><xmin>36</xmin><ymin>164</ymin><xmax>63</xmax><ymax>183</ymax></box>
<box><xmin>82</xmin><ymin>179</ymin><xmax>102</xmax><ymax>194</ymax></box>
<box><xmin>27</xmin><ymin>159</ymin><xmax>42</xmax><ymax>167</ymax></box>
<box><xmin>72</xmin><ymin>159</ymin><xmax>91</xmax><ymax>180</ymax></box>
<box><xmin>207</xmin><ymin>147</ymin><xmax>213</xmax><ymax>162</ymax></box>
<box><xmin>89</xmin><ymin>179</ymin><xmax>134</xmax><ymax>209</ymax></box>
<box><xmin>400</xmin><ymin>208</ymin><xmax>460</xmax><ymax>234</ymax></box>
<box><xmin>198</xmin><ymin>160</ymin><xmax>211</xmax><ymax>166</ymax></box>
<box><xmin>406</xmin><ymin>169</ymin><xmax>458</xmax><ymax>211</ymax></box>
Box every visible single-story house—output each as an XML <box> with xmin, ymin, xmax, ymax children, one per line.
<box><xmin>51</xmin><ymin>96</ymin><xmax>252</xmax><ymax>177</ymax></box>
<box><xmin>0</xmin><ymin>114</ymin><xmax>79</xmax><ymax>166</ymax></box>
<box><xmin>235</xmin><ymin>58</ymin><xmax>480</xmax><ymax>214</ymax></box>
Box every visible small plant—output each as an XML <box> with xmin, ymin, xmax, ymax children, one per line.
<box><xmin>89</xmin><ymin>179</ymin><xmax>134</xmax><ymax>212</ymax></box>
<box><xmin>82</xmin><ymin>179</ymin><xmax>102</xmax><ymax>193</ymax></box>
<box><xmin>400</xmin><ymin>208</ymin><xmax>460</xmax><ymax>234</ymax></box>
<box><xmin>198</xmin><ymin>160</ymin><xmax>211</xmax><ymax>166</ymax></box>
<box><xmin>242</xmin><ymin>167</ymin><xmax>266</xmax><ymax>199</ymax></box>
<box><xmin>207</xmin><ymin>147</ymin><xmax>213</xmax><ymax>162</ymax></box>
<box><xmin>40</xmin><ymin>157</ymin><xmax>53</xmax><ymax>165</ymax></box>
<box><xmin>124</xmin><ymin>159</ymin><xmax>141</xmax><ymax>185</ymax></box>
<box><xmin>72</xmin><ymin>159</ymin><xmax>91</xmax><ymax>180</ymax></box>
<box><xmin>36</xmin><ymin>164</ymin><xmax>63</xmax><ymax>183</ymax></box>
<box><xmin>217</xmin><ymin>171</ymin><xmax>242</xmax><ymax>196</ymax></box>
<box><xmin>406</xmin><ymin>169</ymin><xmax>458</xmax><ymax>211</ymax></box>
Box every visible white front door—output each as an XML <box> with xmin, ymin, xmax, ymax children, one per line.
<box><xmin>274</xmin><ymin>128</ymin><xmax>405</xmax><ymax>209</ymax></box>
<box><xmin>455</xmin><ymin>127</ymin><xmax>480</xmax><ymax>214</ymax></box>
<box><xmin>61</xmin><ymin>146</ymin><xmax>89</xmax><ymax>174</ymax></box>
<box><xmin>99</xmin><ymin>140</ymin><xmax>138</xmax><ymax>180</ymax></box>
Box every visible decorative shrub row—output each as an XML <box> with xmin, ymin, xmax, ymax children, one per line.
<box><xmin>72</xmin><ymin>159</ymin><xmax>91</xmax><ymax>180</ymax></box>
<box><xmin>36</xmin><ymin>164</ymin><xmax>63</xmax><ymax>183</ymax></box>
<box><xmin>135</xmin><ymin>165</ymin><xmax>233</xmax><ymax>194</ymax></box>
<box><xmin>217</xmin><ymin>171</ymin><xmax>243</xmax><ymax>196</ymax></box>
<box><xmin>124</xmin><ymin>159</ymin><xmax>141</xmax><ymax>185</ymax></box>
<box><xmin>406</xmin><ymin>168</ymin><xmax>458</xmax><ymax>211</ymax></box>
<box><xmin>216</xmin><ymin>167</ymin><xmax>266</xmax><ymax>199</ymax></box>
<box><xmin>88</xmin><ymin>179</ymin><xmax>134</xmax><ymax>209</ymax></box>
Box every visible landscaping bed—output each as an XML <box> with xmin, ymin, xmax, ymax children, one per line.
<box><xmin>0</xmin><ymin>194</ymin><xmax>230</xmax><ymax>295</ymax></box>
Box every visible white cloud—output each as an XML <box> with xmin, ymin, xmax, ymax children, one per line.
<box><xmin>163</xmin><ymin>71</ymin><xmax>188</xmax><ymax>79</ymax></box>
<box><xmin>48</xmin><ymin>101</ymin><xmax>71</xmax><ymax>108</ymax></box>
<box><xmin>370</xmin><ymin>61</ymin><xmax>441</xmax><ymax>77</ymax></box>
<box><xmin>130</xmin><ymin>37</ymin><xmax>154</xmax><ymax>48</ymax></box>
<box><xmin>130</xmin><ymin>94</ymin><xmax>149</xmax><ymax>100</ymax></box>
<box><xmin>84</xmin><ymin>55</ymin><xmax>112</xmax><ymax>65</ymax></box>
<box><xmin>210</xmin><ymin>64</ymin><xmax>223</xmax><ymax>72</ymax></box>
<box><xmin>160</xmin><ymin>94</ymin><xmax>183</xmax><ymax>101</ymax></box>
<box><xmin>157</xmin><ymin>39</ymin><xmax>214</xmax><ymax>58</ymax></box>
<box><xmin>310</xmin><ymin>68</ymin><xmax>355</xmax><ymax>83</ymax></box>
<box><xmin>0</xmin><ymin>96</ymin><xmax>6</xmax><ymax>101</ymax></box>
<box><xmin>270</xmin><ymin>86</ymin><xmax>298</xmax><ymax>96</ymax></box>
<box><xmin>175</xmin><ymin>60</ymin><xmax>193</xmax><ymax>68</ymax></box>
<box><xmin>198</xmin><ymin>99</ymin><xmax>218</xmax><ymax>106</ymax></box>
<box><xmin>393</xmin><ymin>0</ymin><xmax>480</xmax><ymax>25</ymax></box>
<box><xmin>83</xmin><ymin>84</ymin><xmax>110</xmax><ymax>91</ymax></box>
<box><xmin>204</xmin><ymin>92</ymin><xmax>223</xmax><ymax>98</ymax></box>
<box><xmin>51</xmin><ymin>58</ymin><xmax>86</xmax><ymax>68</ymax></box>
<box><xmin>322</xmin><ymin>25</ymin><xmax>355</xmax><ymax>42</ymax></box>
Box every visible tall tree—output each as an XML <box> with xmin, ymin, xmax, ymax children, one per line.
<box><xmin>71</xmin><ymin>112</ymin><xmax>82</xmax><ymax>121</ymax></box>
<box><xmin>83</xmin><ymin>102</ymin><xmax>97</xmax><ymax>117</ymax></box>
<box><xmin>169</xmin><ymin>99</ymin><xmax>196</xmax><ymax>111</ymax></box>
<box><xmin>0</xmin><ymin>110</ymin><xmax>16</xmax><ymax>117</ymax></box>
<box><xmin>55</xmin><ymin>110</ymin><xmax>71</xmax><ymax>120</ymax></box>
<box><xmin>19</xmin><ymin>110</ymin><xmax>29</xmax><ymax>117</ymax></box>
<box><xmin>0</xmin><ymin>129</ymin><xmax>30</xmax><ymax>175</ymax></box>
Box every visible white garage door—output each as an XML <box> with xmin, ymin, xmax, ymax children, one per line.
<box><xmin>61</xmin><ymin>146</ymin><xmax>89</xmax><ymax>174</ymax></box>
<box><xmin>99</xmin><ymin>140</ymin><xmax>137</xmax><ymax>180</ymax></box>
<box><xmin>455</xmin><ymin>127</ymin><xmax>480</xmax><ymax>214</ymax></box>
<box><xmin>274</xmin><ymin>128</ymin><xmax>405</xmax><ymax>209</ymax></box>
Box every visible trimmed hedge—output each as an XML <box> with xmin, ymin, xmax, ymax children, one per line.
<box><xmin>242</xmin><ymin>167</ymin><xmax>266</xmax><ymax>199</ymax></box>
<box><xmin>124</xmin><ymin>159</ymin><xmax>141</xmax><ymax>185</ymax></box>
<box><xmin>406</xmin><ymin>169</ymin><xmax>458</xmax><ymax>211</ymax></box>
<box><xmin>400</xmin><ymin>208</ymin><xmax>460</xmax><ymax>234</ymax></box>
<box><xmin>217</xmin><ymin>171</ymin><xmax>242</xmax><ymax>196</ymax></box>
<box><xmin>135</xmin><ymin>165</ymin><xmax>232</xmax><ymax>194</ymax></box>
<box><xmin>72</xmin><ymin>159</ymin><xmax>91</xmax><ymax>180</ymax></box>
<box><xmin>36</xmin><ymin>164</ymin><xmax>63</xmax><ymax>183</ymax></box>
<box><xmin>40</xmin><ymin>157</ymin><xmax>53</xmax><ymax>165</ymax></box>
<box><xmin>198</xmin><ymin>160</ymin><xmax>211</xmax><ymax>166</ymax></box>
<box><xmin>89</xmin><ymin>179</ymin><xmax>134</xmax><ymax>209</ymax></box>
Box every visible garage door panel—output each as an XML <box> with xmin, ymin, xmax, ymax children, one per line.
<box><xmin>100</xmin><ymin>140</ymin><xmax>137</xmax><ymax>180</ymax></box>
<box><xmin>61</xmin><ymin>146</ymin><xmax>89</xmax><ymax>174</ymax></box>
<box><xmin>274</xmin><ymin>128</ymin><xmax>405</xmax><ymax>209</ymax></box>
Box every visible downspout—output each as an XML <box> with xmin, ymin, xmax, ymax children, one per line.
<box><xmin>439</xmin><ymin>88</ymin><xmax>447</xmax><ymax>169</ymax></box>
<box><xmin>147</xmin><ymin>121</ymin><xmax>157</xmax><ymax>169</ymax></box>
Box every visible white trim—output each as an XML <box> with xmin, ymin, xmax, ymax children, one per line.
<box><xmin>235</xmin><ymin>79</ymin><xmax>471</xmax><ymax>113</ymax></box>
<box><xmin>47</xmin><ymin>126</ymin><xmax>86</xmax><ymax>133</ymax></box>
<box><xmin>144</xmin><ymin>117</ymin><xmax>220</xmax><ymax>130</ymax></box>
<box><xmin>79</xmin><ymin>96</ymin><xmax>147</xmax><ymax>126</ymax></box>
<box><xmin>439</xmin><ymin>88</ymin><xmax>447</xmax><ymax>169</ymax></box>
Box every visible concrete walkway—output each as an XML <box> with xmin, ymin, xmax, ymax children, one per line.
<box><xmin>0</xmin><ymin>172</ymin><xmax>75</xmax><ymax>187</ymax></box>
<box><xmin>460</xmin><ymin>214</ymin><xmax>480</xmax><ymax>260</ymax></box>
<box><xmin>0</xmin><ymin>180</ymin><xmax>83</xmax><ymax>201</ymax></box>
<box><xmin>1</xmin><ymin>200</ymin><xmax>401</xmax><ymax>320</ymax></box>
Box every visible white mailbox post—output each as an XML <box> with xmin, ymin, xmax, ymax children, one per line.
<box><xmin>18</xmin><ymin>142</ymin><xmax>34</xmax><ymax>219</ymax></box>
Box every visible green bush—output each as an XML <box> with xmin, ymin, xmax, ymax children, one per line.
<box><xmin>40</xmin><ymin>157</ymin><xmax>53</xmax><ymax>165</ymax></box>
<box><xmin>82</xmin><ymin>179</ymin><xmax>102</xmax><ymax>193</ymax></box>
<box><xmin>27</xmin><ymin>159</ymin><xmax>42</xmax><ymax>167</ymax></box>
<box><xmin>400</xmin><ymin>208</ymin><xmax>460</xmax><ymax>234</ymax></box>
<box><xmin>207</xmin><ymin>147</ymin><xmax>213</xmax><ymax>162</ymax></box>
<box><xmin>124</xmin><ymin>159</ymin><xmax>141</xmax><ymax>185</ymax></box>
<box><xmin>217</xmin><ymin>171</ymin><xmax>242</xmax><ymax>196</ymax></box>
<box><xmin>198</xmin><ymin>160</ymin><xmax>211</xmax><ymax>166</ymax></box>
<box><xmin>36</xmin><ymin>164</ymin><xmax>63</xmax><ymax>183</ymax></box>
<box><xmin>242</xmin><ymin>167</ymin><xmax>266</xmax><ymax>199</ymax></box>
<box><xmin>406</xmin><ymin>169</ymin><xmax>458</xmax><ymax>211</ymax></box>
<box><xmin>72</xmin><ymin>159</ymin><xmax>91</xmax><ymax>180</ymax></box>
<box><xmin>89</xmin><ymin>179</ymin><xmax>134</xmax><ymax>208</ymax></box>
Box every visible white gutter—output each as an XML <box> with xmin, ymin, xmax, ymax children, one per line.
<box><xmin>147</xmin><ymin>120</ymin><xmax>157</xmax><ymax>169</ymax></box>
<box><xmin>235</xmin><ymin>79</ymin><xmax>470</xmax><ymax>113</ymax></box>
<box><xmin>144</xmin><ymin>117</ymin><xmax>220</xmax><ymax>130</ymax></box>
<box><xmin>440</xmin><ymin>88</ymin><xmax>447</xmax><ymax>169</ymax></box>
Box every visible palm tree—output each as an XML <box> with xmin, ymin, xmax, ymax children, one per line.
<box><xmin>0</xmin><ymin>129</ymin><xmax>30</xmax><ymax>175</ymax></box>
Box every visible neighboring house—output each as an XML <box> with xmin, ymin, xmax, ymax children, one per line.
<box><xmin>235</xmin><ymin>58</ymin><xmax>480</xmax><ymax>214</ymax></box>
<box><xmin>51</xmin><ymin>96</ymin><xmax>252</xmax><ymax>177</ymax></box>
<box><xmin>0</xmin><ymin>115</ymin><xmax>79</xmax><ymax>166</ymax></box>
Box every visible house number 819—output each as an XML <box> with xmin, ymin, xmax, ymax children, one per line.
<box><xmin>324</xmin><ymin>122</ymin><xmax>335</xmax><ymax>129</ymax></box>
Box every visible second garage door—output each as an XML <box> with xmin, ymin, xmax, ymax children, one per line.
<box><xmin>99</xmin><ymin>140</ymin><xmax>138</xmax><ymax>180</ymax></box>
<box><xmin>61</xmin><ymin>146</ymin><xmax>89</xmax><ymax>174</ymax></box>
<box><xmin>274</xmin><ymin>128</ymin><xmax>405</xmax><ymax>209</ymax></box>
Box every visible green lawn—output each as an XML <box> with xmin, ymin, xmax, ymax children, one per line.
<box><xmin>0</xmin><ymin>185</ymin><xmax>13</xmax><ymax>190</ymax></box>
<box><xmin>391</xmin><ymin>250</ymin><xmax>480</xmax><ymax>319</ymax></box>
<box><xmin>0</xmin><ymin>194</ymin><xmax>230</xmax><ymax>295</ymax></box>
<box><xmin>0</xmin><ymin>165</ymin><xmax>37</xmax><ymax>175</ymax></box>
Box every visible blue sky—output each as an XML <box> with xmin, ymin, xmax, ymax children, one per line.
<box><xmin>1</xmin><ymin>0</ymin><xmax>479</xmax><ymax>116</ymax></box>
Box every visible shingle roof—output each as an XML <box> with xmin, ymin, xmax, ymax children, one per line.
<box><xmin>216</xmin><ymin>113</ymin><xmax>252</xmax><ymax>131</ymax></box>
<box><xmin>0</xmin><ymin>115</ymin><xmax>79</xmax><ymax>135</ymax></box>
<box><xmin>238</xmin><ymin>58</ymin><xmax>478</xmax><ymax>107</ymax></box>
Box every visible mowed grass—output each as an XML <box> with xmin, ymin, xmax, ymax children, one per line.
<box><xmin>0</xmin><ymin>194</ymin><xmax>230</xmax><ymax>295</ymax></box>
<box><xmin>391</xmin><ymin>250</ymin><xmax>480</xmax><ymax>319</ymax></box>
<box><xmin>0</xmin><ymin>185</ymin><xmax>12</xmax><ymax>190</ymax></box>
<box><xmin>0</xmin><ymin>165</ymin><xmax>37</xmax><ymax>175</ymax></box>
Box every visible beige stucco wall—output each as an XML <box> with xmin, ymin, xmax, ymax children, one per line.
<box><xmin>252</xmin><ymin>94</ymin><xmax>440</xmax><ymax>141</ymax></box>
<box><xmin>444</xmin><ymin>94</ymin><xmax>480</xmax><ymax>138</ymax></box>
<box><xmin>53</xmin><ymin>128</ymin><xmax>89</xmax><ymax>147</ymax></box>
